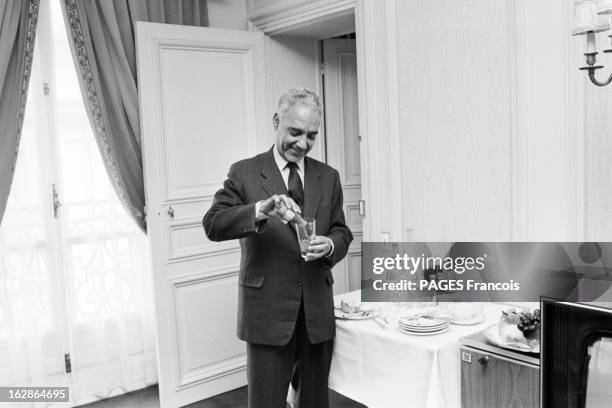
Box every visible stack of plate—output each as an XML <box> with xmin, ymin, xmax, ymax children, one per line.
<box><xmin>398</xmin><ymin>316</ymin><xmax>449</xmax><ymax>336</ymax></box>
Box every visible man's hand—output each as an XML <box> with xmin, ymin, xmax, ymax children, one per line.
<box><xmin>303</xmin><ymin>236</ymin><xmax>333</xmax><ymax>261</ymax></box>
<box><xmin>258</xmin><ymin>194</ymin><xmax>301</xmax><ymax>223</ymax></box>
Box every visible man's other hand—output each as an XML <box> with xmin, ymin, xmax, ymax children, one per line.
<box><xmin>304</xmin><ymin>236</ymin><xmax>332</xmax><ymax>261</ymax></box>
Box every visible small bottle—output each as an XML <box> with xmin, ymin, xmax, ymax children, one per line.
<box><xmin>275</xmin><ymin>200</ymin><xmax>306</xmax><ymax>225</ymax></box>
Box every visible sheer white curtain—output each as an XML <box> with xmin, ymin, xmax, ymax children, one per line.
<box><xmin>0</xmin><ymin>0</ymin><xmax>157</xmax><ymax>406</ymax></box>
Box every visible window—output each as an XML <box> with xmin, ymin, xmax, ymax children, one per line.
<box><xmin>0</xmin><ymin>0</ymin><xmax>156</xmax><ymax>404</ymax></box>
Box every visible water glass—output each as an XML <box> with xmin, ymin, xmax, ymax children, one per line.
<box><xmin>296</xmin><ymin>218</ymin><xmax>316</xmax><ymax>259</ymax></box>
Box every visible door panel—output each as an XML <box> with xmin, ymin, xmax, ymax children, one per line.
<box><xmin>137</xmin><ymin>22</ymin><xmax>269</xmax><ymax>407</ymax></box>
<box><xmin>160</xmin><ymin>48</ymin><xmax>257</xmax><ymax>200</ymax></box>
<box><xmin>323</xmin><ymin>39</ymin><xmax>363</xmax><ymax>294</ymax></box>
<box><xmin>173</xmin><ymin>270</ymin><xmax>244</xmax><ymax>387</ymax></box>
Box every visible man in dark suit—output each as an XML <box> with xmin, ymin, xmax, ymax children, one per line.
<box><xmin>203</xmin><ymin>88</ymin><xmax>353</xmax><ymax>408</ymax></box>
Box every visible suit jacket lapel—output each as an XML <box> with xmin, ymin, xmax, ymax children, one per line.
<box><xmin>303</xmin><ymin>157</ymin><xmax>322</xmax><ymax>219</ymax></box>
<box><xmin>260</xmin><ymin>149</ymin><xmax>322</xmax><ymax>218</ymax></box>
<box><xmin>260</xmin><ymin>147</ymin><xmax>288</xmax><ymax>197</ymax></box>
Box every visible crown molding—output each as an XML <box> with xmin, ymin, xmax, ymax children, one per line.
<box><xmin>248</xmin><ymin>0</ymin><xmax>357</xmax><ymax>35</ymax></box>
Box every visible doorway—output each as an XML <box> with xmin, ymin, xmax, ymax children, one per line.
<box><xmin>266</xmin><ymin>20</ymin><xmax>363</xmax><ymax>295</ymax></box>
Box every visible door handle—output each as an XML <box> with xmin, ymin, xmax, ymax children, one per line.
<box><xmin>52</xmin><ymin>183</ymin><xmax>62</xmax><ymax>218</ymax></box>
<box><xmin>167</xmin><ymin>206</ymin><xmax>175</xmax><ymax>218</ymax></box>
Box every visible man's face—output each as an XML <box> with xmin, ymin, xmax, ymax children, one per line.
<box><xmin>274</xmin><ymin>104</ymin><xmax>320</xmax><ymax>162</ymax></box>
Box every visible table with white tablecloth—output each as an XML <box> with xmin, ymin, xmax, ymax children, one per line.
<box><xmin>329</xmin><ymin>291</ymin><xmax>508</xmax><ymax>408</ymax></box>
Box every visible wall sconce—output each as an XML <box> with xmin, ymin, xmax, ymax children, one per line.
<box><xmin>573</xmin><ymin>0</ymin><xmax>612</xmax><ymax>86</ymax></box>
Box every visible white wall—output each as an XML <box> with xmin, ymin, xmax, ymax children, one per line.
<box><xmin>207</xmin><ymin>0</ymin><xmax>248</xmax><ymax>30</ymax></box>
<box><xmin>266</xmin><ymin>36</ymin><xmax>322</xmax><ymax>160</ymax></box>
<box><xmin>397</xmin><ymin>0</ymin><xmax>513</xmax><ymax>241</ymax></box>
<box><xmin>585</xmin><ymin>31</ymin><xmax>612</xmax><ymax>241</ymax></box>
<box><xmin>396</xmin><ymin>0</ymin><xmax>583</xmax><ymax>241</ymax></box>
<box><xmin>248</xmin><ymin>0</ymin><xmax>284</xmax><ymax>10</ymax></box>
<box><xmin>267</xmin><ymin>36</ymin><xmax>319</xmax><ymax>112</ymax></box>
<box><xmin>248</xmin><ymin>0</ymin><xmax>310</xmax><ymax>15</ymax></box>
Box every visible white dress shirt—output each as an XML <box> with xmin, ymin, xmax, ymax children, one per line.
<box><xmin>272</xmin><ymin>144</ymin><xmax>305</xmax><ymax>190</ymax></box>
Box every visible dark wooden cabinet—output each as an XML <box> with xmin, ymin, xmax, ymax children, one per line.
<box><xmin>460</xmin><ymin>332</ymin><xmax>540</xmax><ymax>408</ymax></box>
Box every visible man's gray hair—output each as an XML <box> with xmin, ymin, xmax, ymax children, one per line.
<box><xmin>277</xmin><ymin>88</ymin><xmax>323</xmax><ymax>118</ymax></box>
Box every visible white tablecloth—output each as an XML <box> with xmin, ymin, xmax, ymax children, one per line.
<box><xmin>329</xmin><ymin>291</ymin><xmax>507</xmax><ymax>408</ymax></box>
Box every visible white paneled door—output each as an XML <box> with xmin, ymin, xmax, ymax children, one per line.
<box><xmin>136</xmin><ymin>23</ymin><xmax>270</xmax><ymax>407</ymax></box>
<box><xmin>322</xmin><ymin>39</ymin><xmax>363</xmax><ymax>294</ymax></box>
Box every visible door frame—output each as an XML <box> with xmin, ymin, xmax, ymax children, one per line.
<box><xmin>320</xmin><ymin>38</ymin><xmax>362</xmax><ymax>293</ymax></box>
<box><xmin>248</xmin><ymin>0</ymin><xmax>404</xmax><ymax>242</ymax></box>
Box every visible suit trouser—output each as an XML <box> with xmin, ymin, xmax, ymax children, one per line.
<box><xmin>246</xmin><ymin>299</ymin><xmax>334</xmax><ymax>408</ymax></box>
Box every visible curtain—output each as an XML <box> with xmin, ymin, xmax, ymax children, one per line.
<box><xmin>0</xmin><ymin>0</ymin><xmax>39</xmax><ymax>225</ymax></box>
<box><xmin>1</xmin><ymin>1</ymin><xmax>158</xmax><ymax>404</ymax></box>
<box><xmin>60</xmin><ymin>0</ymin><xmax>208</xmax><ymax>232</ymax></box>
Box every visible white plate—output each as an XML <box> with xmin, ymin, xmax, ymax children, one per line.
<box><xmin>334</xmin><ymin>308</ymin><xmax>381</xmax><ymax>320</ymax></box>
<box><xmin>399</xmin><ymin>327</ymin><xmax>448</xmax><ymax>334</ymax></box>
<box><xmin>483</xmin><ymin>325</ymin><xmax>540</xmax><ymax>354</ymax></box>
<box><xmin>399</xmin><ymin>323</ymin><xmax>448</xmax><ymax>331</ymax></box>
<box><xmin>398</xmin><ymin>316</ymin><xmax>447</xmax><ymax>328</ymax></box>
<box><xmin>450</xmin><ymin>314</ymin><xmax>485</xmax><ymax>326</ymax></box>
<box><xmin>399</xmin><ymin>326</ymin><xmax>449</xmax><ymax>336</ymax></box>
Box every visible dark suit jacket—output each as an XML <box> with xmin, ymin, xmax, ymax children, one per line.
<box><xmin>203</xmin><ymin>147</ymin><xmax>353</xmax><ymax>345</ymax></box>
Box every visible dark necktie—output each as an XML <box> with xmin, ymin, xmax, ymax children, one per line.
<box><xmin>287</xmin><ymin>162</ymin><xmax>304</xmax><ymax>211</ymax></box>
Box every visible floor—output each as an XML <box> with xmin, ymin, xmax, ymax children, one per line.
<box><xmin>77</xmin><ymin>385</ymin><xmax>366</xmax><ymax>408</ymax></box>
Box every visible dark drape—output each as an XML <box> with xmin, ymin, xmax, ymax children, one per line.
<box><xmin>61</xmin><ymin>0</ymin><xmax>208</xmax><ymax>232</ymax></box>
<box><xmin>0</xmin><ymin>0</ymin><xmax>39</xmax><ymax>225</ymax></box>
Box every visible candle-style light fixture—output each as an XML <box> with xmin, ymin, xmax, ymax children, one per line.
<box><xmin>573</xmin><ymin>0</ymin><xmax>612</xmax><ymax>86</ymax></box>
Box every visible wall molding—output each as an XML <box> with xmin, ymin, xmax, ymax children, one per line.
<box><xmin>565</xmin><ymin>0</ymin><xmax>586</xmax><ymax>240</ymax></box>
<box><xmin>356</xmin><ymin>0</ymin><xmax>403</xmax><ymax>240</ymax></box>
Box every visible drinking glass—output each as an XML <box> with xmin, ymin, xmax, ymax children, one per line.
<box><xmin>296</xmin><ymin>218</ymin><xmax>316</xmax><ymax>260</ymax></box>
